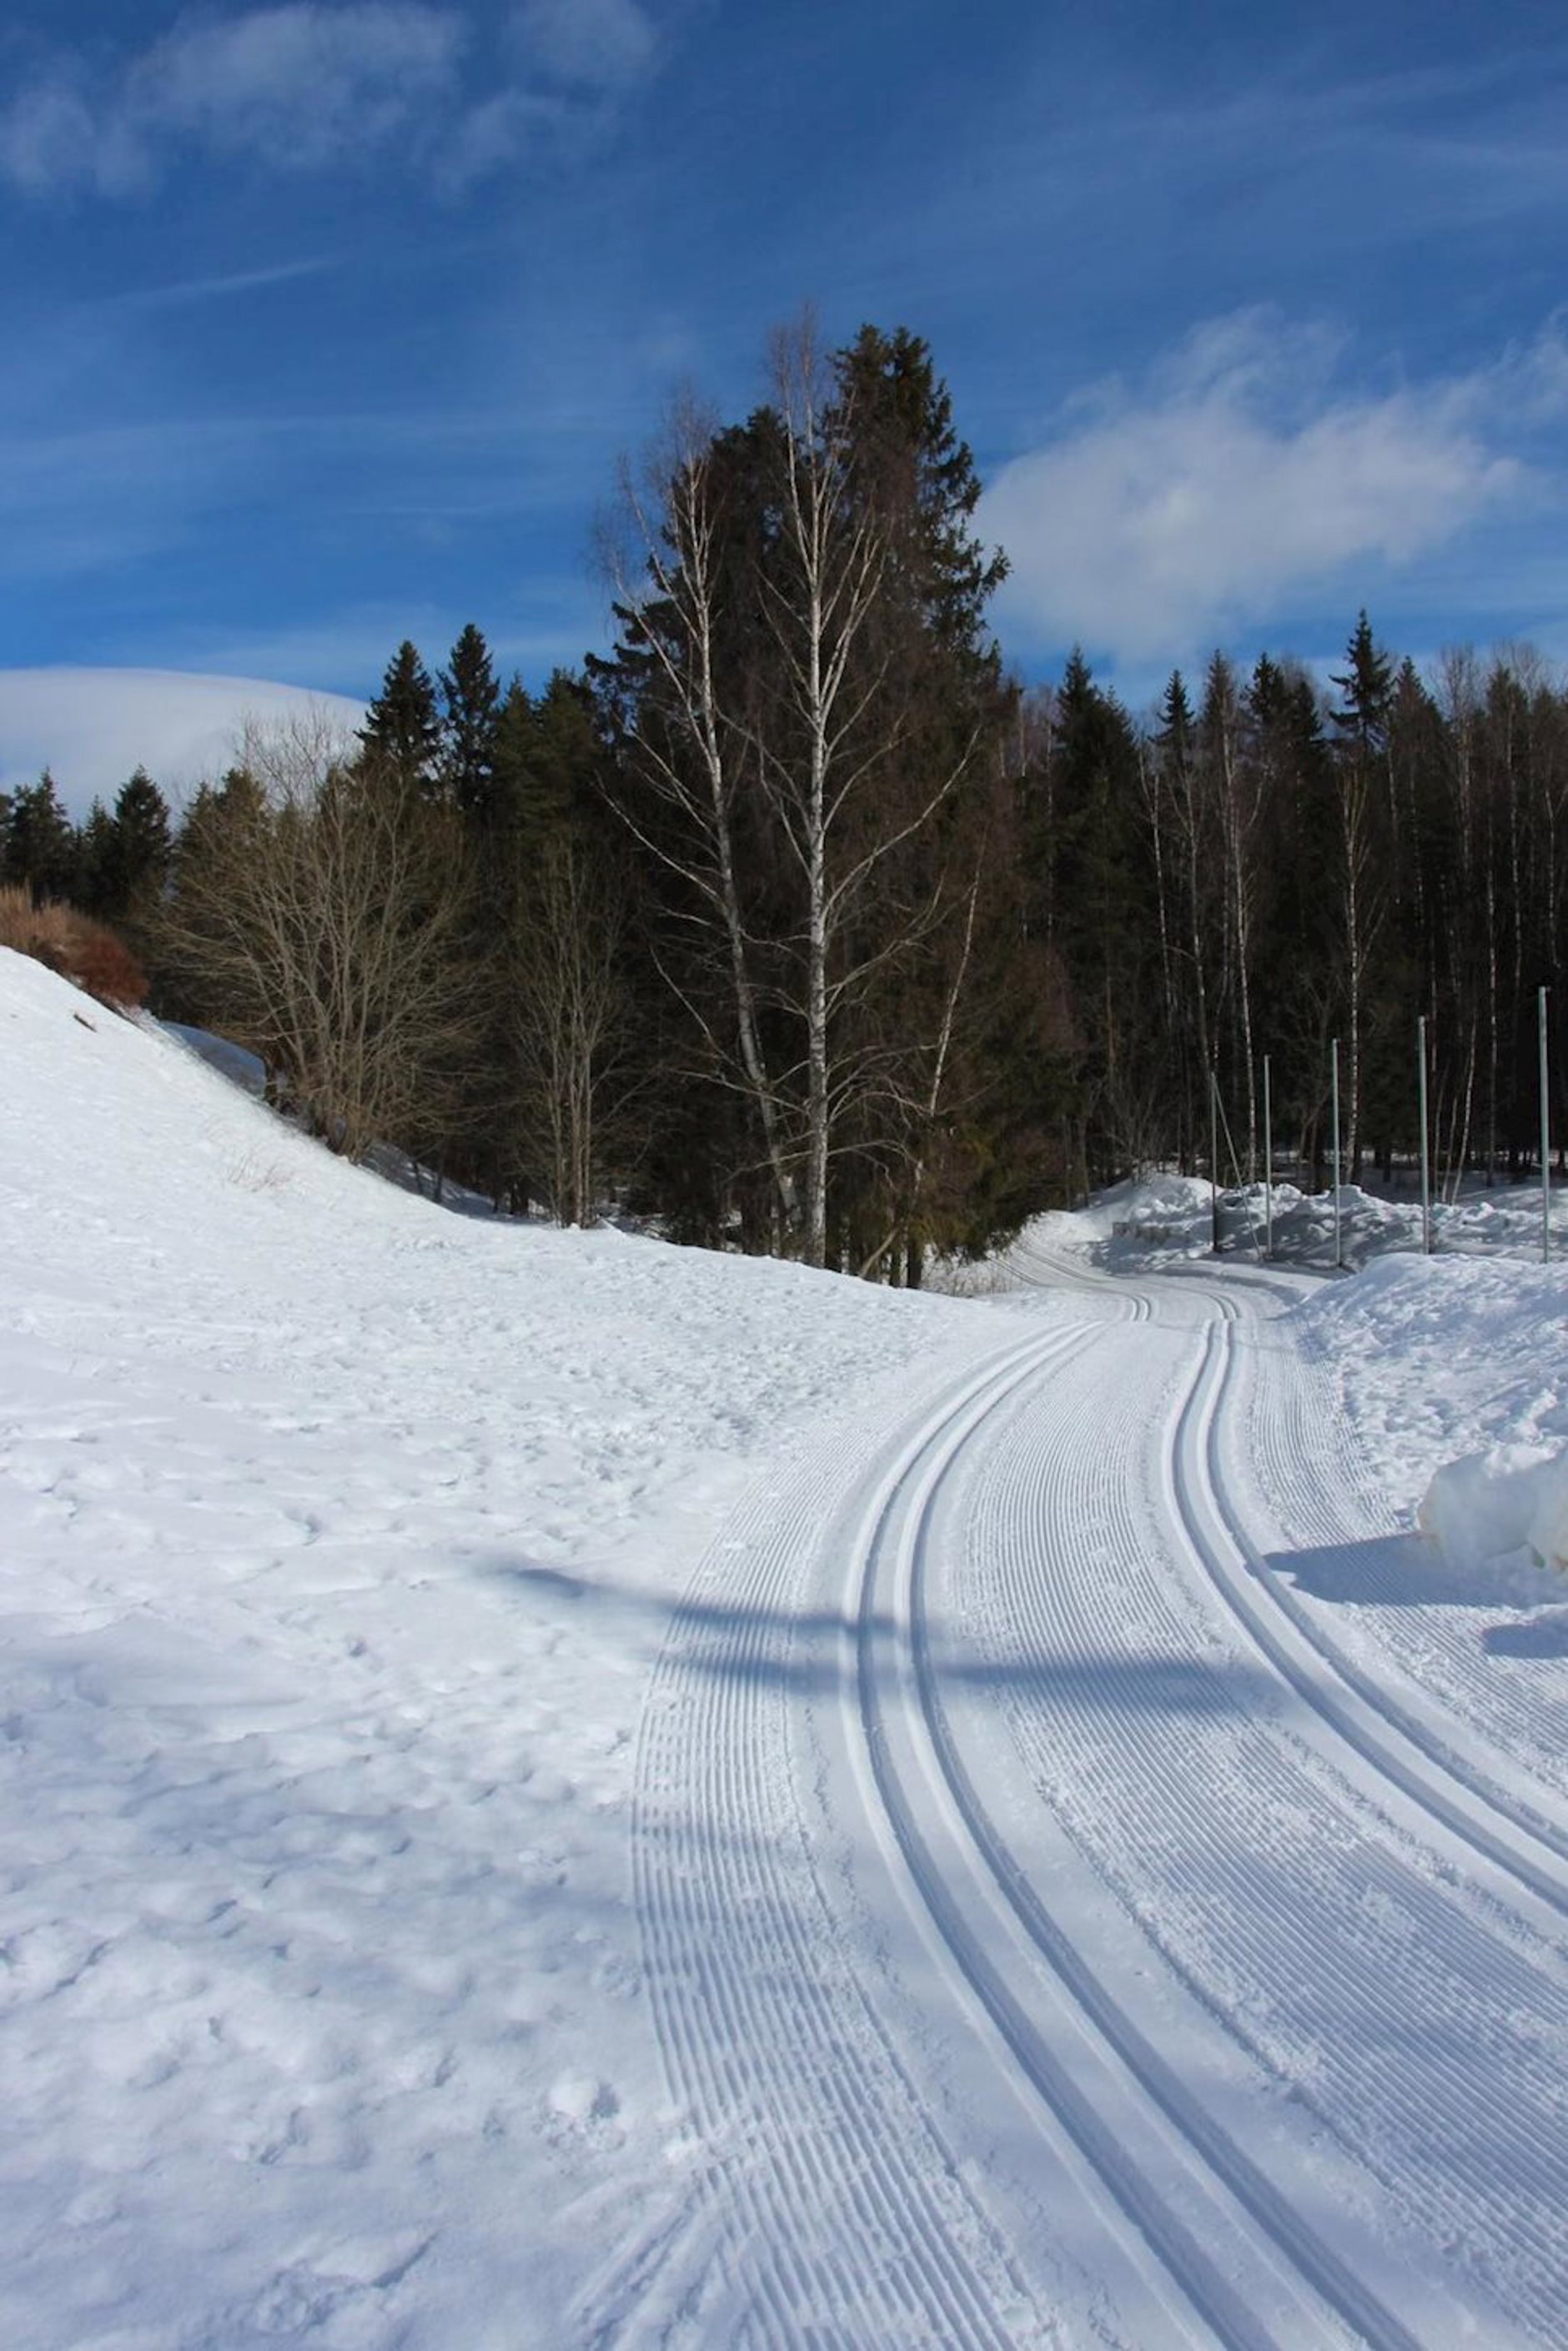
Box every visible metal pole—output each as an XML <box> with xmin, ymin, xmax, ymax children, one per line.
<box><xmin>1263</xmin><ymin>1052</ymin><xmax>1274</xmax><ymax>1262</ymax></box>
<box><xmin>1417</xmin><ymin>1015</ymin><xmax>1432</xmax><ymax>1256</ymax></box>
<box><xmin>1542</xmin><ymin>986</ymin><xmax>1552</xmax><ymax>1266</ymax></box>
<box><xmin>1210</xmin><ymin>1070</ymin><xmax>1221</xmax><ymax>1256</ymax></box>
<box><xmin>1330</xmin><ymin>1037</ymin><xmax>1342</xmax><ymax>1271</ymax></box>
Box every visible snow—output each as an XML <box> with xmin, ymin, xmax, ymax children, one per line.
<box><xmin>1290</xmin><ymin>1249</ymin><xmax>1568</xmax><ymax>1517</ymax></box>
<box><xmin>1418</xmin><ymin>1445</ymin><xmax>1568</xmax><ymax>1576</ymax></box>
<box><xmin>5</xmin><ymin>942</ymin><xmax>1568</xmax><ymax>2348</ymax></box>
<box><xmin>988</xmin><ymin>1167</ymin><xmax>1563</xmax><ymax>1278</ymax></box>
<box><xmin>0</xmin><ymin>947</ymin><xmax>998</xmax><ymax>2349</ymax></box>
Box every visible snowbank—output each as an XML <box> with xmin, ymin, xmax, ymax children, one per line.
<box><xmin>1418</xmin><ymin>1444</ymin><xmax>1568</xmax><ymax>1576</ymax></box>
<box><xmin>983</xmin><ymin>1167</ymin><xmax>1561</xmax><ymax>1284</ymax></box>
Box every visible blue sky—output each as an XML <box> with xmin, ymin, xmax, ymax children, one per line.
<box><xmin>3</xmin><ymin>0</ymin><xmax>1567</xmax><ymax>809</ymax></box>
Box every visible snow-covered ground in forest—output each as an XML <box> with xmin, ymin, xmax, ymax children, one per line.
<box><xmin>3</xmin><ymin>942</ymin><xmax>1566</xmax><ymax>2348</ymax></box>
<box><xmin>994</xmin><ymin>1163</ymin><xmax>1564</xmax><ymax>1275</ymax></box>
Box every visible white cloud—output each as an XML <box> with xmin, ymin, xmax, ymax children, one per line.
<box><xmin>0</xmin><ymin>669</ymin><xmax>366</xmax><ymax>820</ymax></box>
<box><xmin>127</xmin><ymin>3</ymin><xmax>465</xmax><ymax>171</ymax></box>
<box><xmin>982</xmin><ymin>312</ymin><xmax>1547</xmax><ymax>666</ymax></box>
<box><xmin>0</xmin><ymin>2</ymin><xmax>661</xmax><ymax>196</ymax></box>
<box><xmin>0</xmin><ymin>83</ymin><xmax>98</xmax><ymax>196</ymax></box>
<box><xmin>515</xmin><ymin>0</ymin><xmax>656</xmax><ymax>91</ymax></box>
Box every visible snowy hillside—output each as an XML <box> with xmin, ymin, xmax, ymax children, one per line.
<box><xmin>4</xmin><ymin>943</ymin><xmax>1567</xmax><ymax>2350</ymax></box>
<box><xmin>0</xmin><ymin>948</ymin><xmax>998</xmax><ymax>2348</ymax></box>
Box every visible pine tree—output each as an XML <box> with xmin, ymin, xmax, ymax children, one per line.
<box><xmin>359</xmin><ymin>641</ymin><xmax>440</xmax><ymax>797</ymax></box>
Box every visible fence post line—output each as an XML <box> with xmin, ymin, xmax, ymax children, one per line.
<box><xmin>1330</xmin><ymin>1037</ymin><xmax>1343</xmax><ymax>1271</ymax></box>
<box><xmin>1263</xmin><ymin>1052</ymin><xmax>1274</xmax><ymax>1262</ymax></box>
<box><xmin>1542</xmin><ymin>986</ymin><xmax>1552</xmax><ymax>1266</ymax></box>
<box><xmin>1417</xmin><ymin>1015</ymin><xmax>1432</xmax><ymax>1257</ymax></box>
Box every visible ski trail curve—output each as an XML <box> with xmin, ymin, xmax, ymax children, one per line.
<box><xmin>620</xmin><ymin>1265</ymin><xmax>1568</xmax><ymax>2347</ymax></box>
<box><xmin>1228</xmin><ymin>1310</ymin><xmax>1568</xmax><ymax>1821</ymax></box>
<box><xmin>1173</xmin><ymin>1309</ymin><xmax>1568</xmax><ymax>1909</ymax></box>
<box><xmin>955</xmin><ymin>1288</ymin><xmax>1568</xmax><ymax>2348</ymax></box>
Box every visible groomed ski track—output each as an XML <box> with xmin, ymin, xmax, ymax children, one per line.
<box><xmin>606</xmin><ymin>1258</ymin><xmax>1568</xmax><ymax>2348</ymax></box>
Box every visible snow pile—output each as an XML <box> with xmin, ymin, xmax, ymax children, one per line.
<box><xmin>0</xmin><ymin>947</ymin><xmax>997</xmax><ymax>2350</ymax></box>
<box><xmin>1418</xmin><ymin>1444</ymin><xmax>1568</xmax><ymax>1576</ymax></box>
<box><xmin>1290</xmin><ymin>1250</ymin><xmax>1568</xmax><ymax>1536</ymax></box>
<box><xmin>988</xmin><ymin>1168</ymin><xmax>1561</xmax><ymax>1284</ymax></box>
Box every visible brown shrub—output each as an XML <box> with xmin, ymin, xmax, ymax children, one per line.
<box><xmin>0</xmin><ymin>882</ymin><xmax>38</xmax><ymax>948</ymax></box>
<box><xmin>0</xmin><ymin>888</ymin><xmax>149</xmax><ymax>1010</ymax></box>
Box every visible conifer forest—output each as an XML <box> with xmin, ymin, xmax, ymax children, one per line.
<box><xmin>7</xmin><ymin>321</ymin><xmax>1565</xmax><ymax>1277</ymax></box>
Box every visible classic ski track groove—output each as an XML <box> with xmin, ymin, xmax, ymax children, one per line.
<box><xmin>848</xmin><ymin>1307</ymin><xmax>1421</xmax><ymax>2351</ymax></box>
<box><xmin>964</xmin><ymin>1289</ymin><xmax>1568</xmax><ymax>2346</ymax></box>
<box><xmin>898</xmin><ymin>1393</ymin><xmax>1424</xmax><ymax>2349</ymax></box>
<box><xmin>1234</xmin><ymin>1319</ymin><xmax>1568</xmax><ymax>1813</ymax></box>
<box><xmin>627</xmin><ymin>1329</ymin><xmax>1083</xmax><ymax>2348</ymax></box>
<box><xmin>1177</xmin><ymin>1305</ymin><xmax>1568</xmax><ymax>1908</ymax></box>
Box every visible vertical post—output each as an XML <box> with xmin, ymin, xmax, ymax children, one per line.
<box><xmin>1542</xmin><ymin>986</ymin><xmax>1552</xmax><ymax>1266</ymax></box>
<box><xmin>1417</xmin><ymin>1014</ymin><xmax>1432</xmax><ymax>1256</ymax></box>
<box><xmin>1263</xmin><ymin>1052</ymin><xmax>1274</xmax><ymax>1262</ymax></box>
<box><xmin>1330</xmin><ymin>1036</ymin><xmax>1343</xmax><ymax>1271</ymax></box>
<box><xmin>1210</xmin><ymin>1069</ymin><xmax>1221</xmax><ymax>1256</ymax></box>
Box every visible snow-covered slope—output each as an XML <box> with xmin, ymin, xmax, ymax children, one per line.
<box><xmin>0</xmin><ymin>948</ymin><xmax>998</xmax><ymax>2349</ymax></box>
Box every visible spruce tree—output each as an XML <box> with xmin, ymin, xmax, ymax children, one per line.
<box><xmin>1331</xmin><ymin>608</ymin><xmax>1395</xmax><ymax>757</ymax></box>
<box><xmin>76</xmin><ymin>801</ymin><xmax>119</xmax><ymax>917</ymax></box>
<box><xmin>359</xmin><ymin>641</ymin><xmax>440</xmax><ymax>797</ymax></box>
<box><xmin>107</xmin><ymin>768</ymin><xmax>172</xmax><ymax>917</ymax></box>
<box><xmin>439</xmin><ymin>624</ymin><xmax>502</xmax><ymax>821</ymax></box>
<box><xmin>4</xmin><ymin>771</ymin><xmax>78</xmax><ymax>902</ymax></box>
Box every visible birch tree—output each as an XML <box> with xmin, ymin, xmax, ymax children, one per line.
<box><xmin>597</xmin><ymin>319</ymin><xmax>1009</xmax><ymax>1268</ymax></box>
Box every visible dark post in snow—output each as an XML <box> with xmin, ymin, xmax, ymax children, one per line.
<box><xmin>1262</xmin><ymin>1052</ymin><xmax>1274</xmax><ymax>1263</ymax></box>
<box><xmin>1417</xmin><ymin>1014</ymin><xmax>1432</xmax><ymax>1257</ymax></box>
<box><xmin>1541</xmin><ymin>986</ymin><xmax>1552</xmax><ymax>1267</ymax></box>
<box><xmin>1209</xmin><ymin>1069</ymin><xmax>1222</xmax><ymax>1256</ymax></box>
<box><xmin>1330</xmin><ymin>1036</ymin><xmax>1343</xmax><ymax>1272</ymax></box>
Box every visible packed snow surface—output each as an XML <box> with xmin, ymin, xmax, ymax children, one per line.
<box><xmin>4</xmin><ymin>947</ymin><xmax>1568</xmax><ymax>2348</ymax></box>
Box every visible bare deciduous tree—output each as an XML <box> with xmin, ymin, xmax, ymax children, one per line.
<box><xmin>158</xmin><ymin>712</ymin><xmax>476</xmax><ymax>1164</ymax></box>
<box><xmin>510</xmin><ymin>836</ymin><xmax>642</xmax><ymax>1226</ymax></box>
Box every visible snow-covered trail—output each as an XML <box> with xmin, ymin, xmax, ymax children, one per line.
<box><xmin>621</xmin><ymin>1268</ymin><xmax>1568</xmax><ymax>2349</ymax></box>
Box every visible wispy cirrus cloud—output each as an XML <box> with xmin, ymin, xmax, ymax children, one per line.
<box><xmin>0</xmin><ymin>1</ymin><xmax>661</xmax><ymax>198</ymax></box>
<box><xmin>982</xmin><ymin>311</ymin><xmax>1565</xmax><ymax>669</ymax></box>
<box><xmin>515</xmin><ymin>0</ymin><xmax>658</xmax><ymax>92</ymax></box>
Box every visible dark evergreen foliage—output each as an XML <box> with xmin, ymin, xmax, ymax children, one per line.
<box><xmin>359</xmin><ymin>640</ymin><xmax>440</xmax><ymax>796</ymax></box>
<box><xmin>439</xmin><ymin>624</ymin><xmax>502</xmax><ymax>821</ymax></box>
<box><xmin>4</xmin><ymin>771</ymin><xmax>78</xmax><ymax>902</ymax></box>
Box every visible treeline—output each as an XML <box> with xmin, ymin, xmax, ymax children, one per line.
<box><xmin>4</xmin><ymin>316</ymin><xmax>1563</xmax><ymax>1274</ymax></box>
<box><xmin>1023</xmin><ymin>627</ymin><xmax>1567</xmax><ymax>1198</ymax></box>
